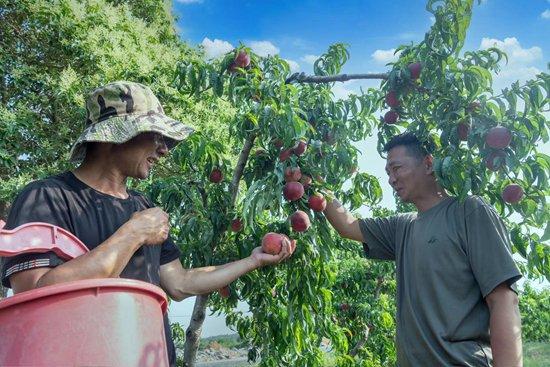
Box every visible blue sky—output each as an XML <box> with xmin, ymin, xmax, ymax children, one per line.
<box><xmin>173</xmin><ymin>0</ymin><xmax>549</xmax><ymax>94</ymax></box>
<box><xmin>168</xmin><ymin>0</ymin><xmax>549</xmax><ymax>335</ymax></box>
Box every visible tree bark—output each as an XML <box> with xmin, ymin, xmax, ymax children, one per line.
<box><xmin>182</xmin><ymin>135</ymin><xmax>255</xmax><ymax>366</ymax></box>
<box><xmin>286</xmin><ymin>72</ymin><xmax>388</xmax><ymax>84</ymax></box>
<box><xmin>182</xmin><ymin>294</ymin><xmax>209</xmax><ymax>367</ymax></box>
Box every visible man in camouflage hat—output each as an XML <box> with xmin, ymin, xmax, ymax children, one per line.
<box><xmin>1</xmin><ymin>81</ymin><xmax>295</xmax><ymax>366</ymax></box>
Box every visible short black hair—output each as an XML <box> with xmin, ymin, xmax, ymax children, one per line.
<box><xmin>383</xmin><ymin>132</ymin><xmax>432</xmax><ymax>161</ymax></box>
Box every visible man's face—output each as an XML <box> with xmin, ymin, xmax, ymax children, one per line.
<box><xmin>385</xmin><ymin>145</ymin><xmax>430</xmax><ymax>203</ymax></box>
<box><xmin>112</xmin><ymin>132</ymin><xmax>168</xmax><ymax>179</ymax></box>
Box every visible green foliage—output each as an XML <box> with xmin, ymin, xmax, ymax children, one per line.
<box><xmin>0</xmin><ymin>0</ymin><xmax>200</xmax><ymax>207</ymax></box>
<box><xmin>519</xmin><ymin>284</ymin><xmax>550</xmax><ymax>342</ymax></box>
<box><xmin>330</xmin><ymin>248</ymin><xmax>397</xmax><ymax>367</ymax></box>
<box><xmin>373</xmin><ymin>0</ymin><xmax>549</xmax><ymax>280</ymax></box>
<box><xmin>158</xmin><ymin>43</ymin><xmax>383</xmax><ymax>366</ymax></box>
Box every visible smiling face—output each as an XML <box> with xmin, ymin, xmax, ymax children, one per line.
<box><xmin>111</xmin><ymin>132</ymin><xmax>169</xmax><ymax>179</ymax></box>
<box><xmin>385</xmin><ymin>145</ymin><xmax>433</xmax><ymax>203</ymax></box>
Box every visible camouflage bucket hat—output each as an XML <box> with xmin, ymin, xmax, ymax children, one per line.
<box><xmin>69</xmin><ymin>81</ymin><xmax>194</xmax><ymax>162</ymax></box>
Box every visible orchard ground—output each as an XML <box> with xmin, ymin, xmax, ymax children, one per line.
<box><xmin>190</xmin><ymin>334</ymin><xmax>550</xmax><ymax>367</ymax></box>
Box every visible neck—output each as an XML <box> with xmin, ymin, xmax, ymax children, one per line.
<box><xmin>413</xmin><ymin>183</ymin><xmax>449</xmax><ymax>213</ymax></box>
<box><xmin>73</xmin><ymin>156</ymin><xmax>129</xmax><ymax>199</ymax></box>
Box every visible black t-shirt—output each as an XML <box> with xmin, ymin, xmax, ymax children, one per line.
<box><xmin>0</xmin><ymin>171</ymin><xmax>181</xmax><ymax>366</ymax></box>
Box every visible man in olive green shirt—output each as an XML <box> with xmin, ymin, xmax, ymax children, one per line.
<box><xmin>324</xmin><ymin>133</ymin><xmax>522</xmax><ymax>366</ymax></box>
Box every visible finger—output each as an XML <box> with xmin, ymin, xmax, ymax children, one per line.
<box><xmin>280</xmin><ymin>240</ymin><xmax>290</xmax><ymax>257</ymax></box>
<box><xmin>290</xmin><ymin>240</ymin><xmax>296</xmax><ymax>253</ymax></box>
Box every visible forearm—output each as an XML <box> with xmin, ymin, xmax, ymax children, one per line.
<box><xmin>177</xmin><ymin>257</ymin><xmax>258</xmax><ymax>297</ymax></box>
<box><xmin>490</xmin><ymin>298</ymin><xmax>523</xmax><ymax>366</ymax></box>
<box><xmin>37</xmin><ymin>225</ymin><xmax>143</xmax><ymax>287</ymax></box>
<box><xmin>324</xmin><ymin>198</ymin><xmax>362</xmax><ymax>241</ymax></box>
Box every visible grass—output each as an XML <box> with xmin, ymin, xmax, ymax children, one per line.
<box><xmin>524</xmin><ymin>342</ymin><xmax>550</xmax><ymax>367</ymax></box>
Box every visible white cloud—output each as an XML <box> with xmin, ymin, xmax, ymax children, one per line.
<box><xmin>300</xmin><ymin>54</ymin><xmax>319</xmax><ymax>65</ymax></box>
<box><xmin>201</xmin><ymin>37</ymin><xmax>234</xmax><ymax>59</ymax></box>
<box><xmin>248</xmin><ymin>41</ymin><xmax>279</xmax><ymax>57</ymax></box>
<box><xmin>430</xmin><ymin>16</ymin><xmax>435</xmax><ymax>24</ymax></box>
<box><xmin>480</xmin><ymin>37</ymin><xmax>542</xmax><ymax>64</ymax></box>
<box><xmin>284</xmin><ymin>59</ymin><xmax>300</xmax><ymax>73</ymax></box>
<box><xmin>479</xmin><ymin>37</ymin><xmax>543</xmax><ymax>91</ymax></box>
<box><xmin>175</xmin><ymin>0</ymin><xmax>203</xmax><ymax>3</ymax></box>
<box><xmin>371</xmin><ymin>48</ymin><xmax>402</xmax><ymax>64</ymax></box>
<box><xmin>541</xmin><ymin>9</ymin><xmax>550</xmax><ymax>19</ymax></box>
<box><xmin>331</xmin><ymin>81</ymin><xmax>357</xmax><ymax>100</ymax></box>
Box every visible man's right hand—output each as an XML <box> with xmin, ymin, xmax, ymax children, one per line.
<box><xmin>127</xmin><ymin>207</ymin><xmax>170</xmax><ymax>245</ymax></box>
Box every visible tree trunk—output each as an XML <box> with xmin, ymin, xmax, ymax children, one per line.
<box><xmin>181</xmin><ymin>135</ymin><xmax>255</xmax><ymax>366</ymax></box>
<box><xmin>183</xmin><ymin>294</ymin><xmax>209</xmax><ymax>367</ymax></box>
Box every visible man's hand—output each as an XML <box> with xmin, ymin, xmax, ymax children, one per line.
<box><xmin>250</xmin><ymin>237</ymin><xmax>296</xmax><ymax>267</ymax></box>
<box><xmin>160</xmin><ymin>238</ymin><xmax>296</xmax><ymax>301</ymax></box>
<box><xmin>126</xmin><ymin>207</ymin><xmax>170</xmax><ymax>245</ymax></box>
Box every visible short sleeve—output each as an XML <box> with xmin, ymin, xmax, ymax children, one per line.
<box><xmin>132</xmin><ymin>192</ymin><xmax>182</xmax><ymax>266</ymax></box>
<box><xmin>465</xmin><ymin>199</ymin><xmax>522</xmax><ymax>298</ymax></box>
<box><xmin>160</xmin><ymin>237</ymin><xmax>181</xmax><ymax>265</ymax></box>
<box><xmin>358</xmin><ymin>216</ymin><xmax>398</xmax><ymax>260</ymax></box>
<box><xmin>1</xmin><ymin>182</ymin><xmax>70</xmax><ymax>288</ymax></box>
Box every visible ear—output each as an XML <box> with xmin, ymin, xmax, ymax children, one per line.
<box><xmin>424</xmin><ymin>155</ymin><xmax>434</xmax><ymax>175</ymax></box>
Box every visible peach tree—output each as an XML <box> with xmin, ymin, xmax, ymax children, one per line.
<box><xmin>147</xmin><ymin>0</ymin><xmax>549</xmax><ymax>366</ymax></box>
<box><xmin>151</xmin><ymin>41</ymin><xmax>382</xmax><ymax>366</ymax></box>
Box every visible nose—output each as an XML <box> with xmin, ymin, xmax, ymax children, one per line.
<box><xmin>157</xmin><ymin>141</ymin><xmax>168</xmax><ymax>156</ymax></box>
<box><xmin>388</xmin><ymin>173</ymin><xmax>397</xmax><ymax>187</ymax></box>
<box><xmin>154</xmin><ymin>134</ymin><xmax>169</xmax><ymax>156</ymax></box>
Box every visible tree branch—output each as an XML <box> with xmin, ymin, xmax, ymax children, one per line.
<box><xmin>285</xmin><ymin>72</ymin><xmax>388</xmax><ymax>84</ymax></box>
<box><xmin>229</xmin><ymin>134</ymin><xmax>256</xmax><ymax>206</ymax></box>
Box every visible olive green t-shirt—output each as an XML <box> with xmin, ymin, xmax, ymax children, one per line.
<box><xmin>359</xmin><ymin>196</ymin><xmax>521</xmax><ymax>367</ymax></box>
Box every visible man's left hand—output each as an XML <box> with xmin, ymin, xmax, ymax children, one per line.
<box><xmin>250</xmin><ymin>238</ymin><xmax>296</xmax><ymax>267</ymax></box>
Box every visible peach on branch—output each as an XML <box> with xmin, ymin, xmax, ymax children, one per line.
<box><xmin>284</xmin><ymin>167</ymin><xmax>302</xmax><ymax>182</ymax></box>
<box><xmin>230</xmin><ymin>218</ymin><xmax>243</xmax><ymax>232</ymax></box>
<box><xmin>228</xmin><ymin>50</ymin><xmax>250</xmax><ymax>73</ymax></box>
<box><xmin>502</xmin><ymin>184</ymin><xmax>524</xmax><ymax>204</ymax></box>
<box><xmin>308</xmin><ymin>193</ymin><xmax>327</xmax><ymax>212</ymax></box>
<box><xmin>209</xmin><ymin>168</ymin><xmax>223</xmax><ymax>183</ymax></box>
<box><xmin>293</xmin><ymin>140</ymin><xmax>308</xmax><ymax>156</ymax></box>
<box><xmin>219</xmin><ymin>286</ymin><xmax>230</xmax><ymax>298</ymax></box>
<box><xmin>486</xmin><ymin>126</ymin><xmax>512</xmax><ymax>149</ymax></box>
<box><xmin>408</xmin><ymin>62</ymin><xmax>422</xmax><ymax>80</ymax></box>
<box><xmin>290</xmin><ymin>210</ymin><xmax>311</xmax><ymax>232</ymax></box>
<box><xmin>385</xmin><ymin>91</ymin><xmax>400</xmax><ymax>108</ymax></box>
<box><xmin>279</xmin><ymin>149</ymin><xmax>293</xmax><ymax>162</ymax></box>
<box><xmin>384</xmin><ymin>110</ymin><xmax>399</xmax><ymax>124</ymax></box>
<box><xmin>283</xmin><ymin>182</ymin><xmax>304</xmax><ymax>201</ymax></box>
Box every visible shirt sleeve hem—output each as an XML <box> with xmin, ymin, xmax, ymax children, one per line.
<box><xmin>359</xmin><ymin>219</ymin><xmax>395</xmax><ymax>260</ymax></box>
<box><xmin>160</xmin><ymin>252</ymin><xmax>181</xmax><ymax>266</ymax></box>
<box><xmin>480</xmin><ymin>271</ymin><xmax>522</xmax><ymax>298</ymax></box>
